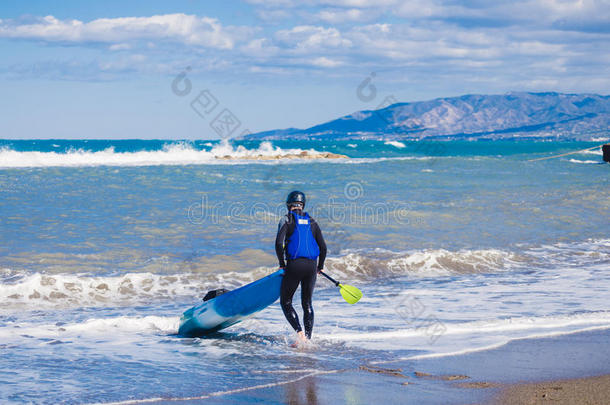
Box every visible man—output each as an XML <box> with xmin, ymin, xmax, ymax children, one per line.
<box><xmin>275</xmin><ymin>190</ymin><xmax>327</xmax><ymax>345</ymax></box>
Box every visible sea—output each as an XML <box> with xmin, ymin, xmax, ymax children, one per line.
<box><xmin>0</xmin><ymin>138</ymin><xmax>609</xmax><ymax>404</ymax></box>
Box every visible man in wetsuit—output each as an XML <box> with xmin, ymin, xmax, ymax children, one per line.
<box><xmin>275</xmin><ymin>190</ymin><xmax>327</xmax><ymax>344</ymax></box>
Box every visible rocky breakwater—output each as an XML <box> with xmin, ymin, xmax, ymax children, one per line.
<box><xmin>215</xmin><ymin>150</ymin><xmax>348</xmax><ymax>160</ymax></box>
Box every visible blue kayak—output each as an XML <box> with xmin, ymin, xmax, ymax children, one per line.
<box><xmin>178</xmin><ymin>269</ymin><xmax>284</xmax><ymax>337</ymax></box>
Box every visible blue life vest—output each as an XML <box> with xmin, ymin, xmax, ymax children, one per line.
<box><xmin>286</xmin><ymin>211</ymin><xmax>320</xmax><ymax>260</ymax></box>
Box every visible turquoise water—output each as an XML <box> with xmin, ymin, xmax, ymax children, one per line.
<box><xmin>0</xmin><ymin>139</ymin><xmax>609</xmax><ymax>403</ymax></box>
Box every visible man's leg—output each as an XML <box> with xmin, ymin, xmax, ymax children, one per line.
<box><xmin>280</xmin><ymin>264</ymin><xmax>302</xmax><ymax>333</ymax></box>
<box><xmin>300</xmin><ymin>261</ymin><xmax>317</xmax><ymax>339</ymax></box>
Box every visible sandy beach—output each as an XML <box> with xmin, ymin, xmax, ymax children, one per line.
<box><xmin>492</xmin><ymin>374</ymin><xmax>610</xmax><ymax>405</ymax></box>
<box><xmin>157</xmin><ymin>327</ymin><xmax>610</xmax><ymax>405</ymax></box>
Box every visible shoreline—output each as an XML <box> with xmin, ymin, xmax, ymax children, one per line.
<box><xmin>124</xmin><ymin>327</ymin><xmax>610</xmax><ymax>405</ymax></box>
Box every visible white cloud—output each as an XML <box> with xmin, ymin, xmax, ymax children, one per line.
<box><xmin>109</xmin><ymin>43</ymin><xmax>131</xmax><ymax>51</ymax></box>
<box><xmin>310</xmin><ymin>56</ymin><xmax>343</xmax><ymax>67</ymax></box>
<box><xmin>315</xmin><ymin>8</ymin><xmax>375</xmax><ymax>23</ymax></box>
<box><xmin>245</xmin><ymin>0</ymin><xmax>610</xmax><ymax>33</ymax></box>
<box><xmin>256</xmin><ymin>9</ymin><xmax>292</xmax><ymax>22</ymax></box>
<box><xmin>245</xmin><ymin>0</ymin><xmax>398</xmax><ymax>6</ymax></box>
<box><xmin>240</xmin><ymin>38</ymin><xmax>280</xmax><ymax>58</ymax></box>
<box><xmin>317</xmin><ymin>0</ymin><xmax>399</xmax><ymax>7</ymax></box>
<box><xmin>394</xmin><ymin>0</ymin><xmax>449</xmax><ymax>19</ymax></box>
<box><xmin>275</xmin><ymin>25</ymin><xmax>352</xmax><ymax>53</ymax></box>
<box><xmin>2</xmin><ymin>4</ymin><xmax>609</xmax><ymax>97</ymax></box>
<box><xmin>99</xmin><ymin>54</ymin><xmax>147</xmax><ymax>71</ymax></box>
<box><xmin>244</xmin><ymin>0</ymin><xmax>296</xmax><ymax>6</ymax></box>
<box><xmin>0</xmin><ymin>14</ymin><xmax>241</xmax><ymax>49</ymax></box>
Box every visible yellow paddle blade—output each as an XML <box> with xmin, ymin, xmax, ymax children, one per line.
<box><xmin>339</xmin><ymin>284</ymin><xmax>363</xmax><ymax>304</ymax></box>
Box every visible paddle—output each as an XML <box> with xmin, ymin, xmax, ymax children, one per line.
<box><xmin>319</xmin><ymin>271</ymin><xmax>362</xmax><ymax>304</ymax></box>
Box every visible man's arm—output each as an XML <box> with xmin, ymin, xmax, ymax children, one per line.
<box><xmin>312</xmin><ymin>220</ymin><xmax>327</xmax><ymax>270</ymax></box>
<box><xmin>275</xmin><ymin>216</ymin><xmax>289</xmax><ymax>268</ymax></box>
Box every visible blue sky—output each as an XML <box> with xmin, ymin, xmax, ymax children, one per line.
<box><xmin>1</xmin><ymin>0</ymin><xmax>609</xmax><ymax>139</ymax></box>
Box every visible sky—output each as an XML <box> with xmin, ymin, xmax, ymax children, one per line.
<box><xmin>1</xmin><ymin>0</ymin><xmax>609</xmax><ymax>139</ymax></box>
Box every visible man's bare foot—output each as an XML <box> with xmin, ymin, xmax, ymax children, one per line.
<box><xmin>290</xmin><ymin>331</ymin><xmax>308</xmax><ymax>347</ymax></box>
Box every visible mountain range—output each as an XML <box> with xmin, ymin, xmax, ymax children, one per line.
<box><xmin>245</xmin><ymin>92</ymin><xmax>610</xmax><ymax>140</ymax></box>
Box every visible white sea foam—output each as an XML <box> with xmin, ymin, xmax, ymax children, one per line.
<box><xmin>340</xmin><ymin>156</ymin><xmax>436</xmax><ymax>164</ymax></box>
<box><xmin>0</xmin><ymin>142</ymin><xmax>464</xmax><ymax>168</ymax></box>
<box><xmin>0</xmin><ymin>248</ymin><xmax>516</xmax><ymax>310</ymax></box>
<box><xmin>391</xmin><ymin>325</ymin><xmax>610</xmax><ymax>361</ymax></box>
<box><xmin>325</xmin><ymin>312</ymin><xmax>610</xmax><ymax>342</ymax></box>
<box><xmin>325</xmin><ymin>247</ymin><xmax>525</xmax><ymax>279</ymax></box>
<box><xmin>0</xmin><ymin>272</ymin><xmax>191</xmax><ymax>309</ymax></box>
<box><xmin>0</xmin><ymin>142</ymin><xmax>335</xmax><ymax>168</ymax></box>
<box><xmin>568</xmin><ymin>159</ymin><xmax>600</xmax><ymax>164</ymax></box>
<box><xmin>319</xmin><ymin>312</ymin><xmax>610</xmax><ymax>355</ymax></box>
<box><xmin>0</xmin><ymin>315</ymin><xmax>180</xmax><ymax>341</ymax></box>
<box><xmin>74</xmin><ymin>315</ymin><xmax>179</xmax><ymax>334</ymax></box>
<box><xmin>314</xmin><ymin>239</ymin><xmax>610</xmax><ymax>354</ymax></box>
<box><xmin>0</xmin><ymin>269</ymin><xmax>272</xmax><ymax>310</ymax></box>
<box><xmin>526</xmin><ymin>238</ymin><xmax>610</xmax><ymax>267</ymax></box>
<box><xmin>582</xmin><ymin>148</ymin><xmax>603</xmax><ymax>155</ymax></box>
<box><xmin>384</xmin><ymin>141</ymin><xmax>406</xmax><ymax>148</ymax></box>
<box><xmin>2</xmin><ymin>239</ymin><xmax>606</xmax><ymax>311</ymax></box>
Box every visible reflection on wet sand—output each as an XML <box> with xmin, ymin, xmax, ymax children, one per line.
<box><xmin>284</xmin><ymin>376</ymin><xmax>318</xmax><ymax>405</ymax></box>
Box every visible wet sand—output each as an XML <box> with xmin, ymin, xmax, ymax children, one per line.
<box><xmin>136</xmin><ymin>328</ymin><xmax>610</xmax><ymax>404</ymax></box>
<box><xmin>491</xmin><ymin>374</ymin><xmax>610</xmax><ymax>405</ymax></box>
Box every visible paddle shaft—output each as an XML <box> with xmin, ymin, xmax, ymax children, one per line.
<box><xmin>319</xmin><ymin>270</ymin><xmax>340</xmax><ymax>286</ymax></box>
<box><xmin>319</xmin><ymin>270</ymin><xmax>363</xmax><ymax>304</ymax></box>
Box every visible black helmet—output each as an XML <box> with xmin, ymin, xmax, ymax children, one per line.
<box><xmin>286</xmin><ymin>190</ymin><xmax>306</xmax><ymax>208</ymax></box>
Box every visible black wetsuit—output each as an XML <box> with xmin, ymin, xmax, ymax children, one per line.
<box><xmin>275</xmin><ymin>210</ymin><xmax>327</xmax><ymax>339</ymax></box>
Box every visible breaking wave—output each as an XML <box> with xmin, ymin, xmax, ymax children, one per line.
<box><xmin>384</xmin><ymin>141</ymin><xmax>406</xmax><ymax>148</ymax></box>
<box><xmin>0</xmin><ymin>249</ymin><xmax>527</xmax><ymax>310</ymax></box>
<box><xmin>568</xmin><ymin>159</ymin><xmax>601</xmax><ymax>164</ymax></box>
<box><xmin>2</xmin><ymin>239</ymin><xmax>607</xmax><ymax>311</ymax></box>
<box><xmin>0</xmin><ymin>268</ymin><xmax>273</xmax><ymax>310</ymax></box>
<box><xmin>324</xmin><ymin>248</ymin><xmax>527</xmax><ymax>279</ymax></box>
<box><xmin>0</xmin><ymin>141</ymin><xmax>340</xmax><ymax>168</ymax></box>
<box><xmin>582</xmin><ymin>148</ymin><xmax>603</xmax><ymax>155</ymax></box>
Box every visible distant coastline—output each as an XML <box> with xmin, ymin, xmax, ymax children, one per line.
<box><xmin>245</xmin><ymin>92</ymin><xmax>610</xmax><ymax>141</ymax></box>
